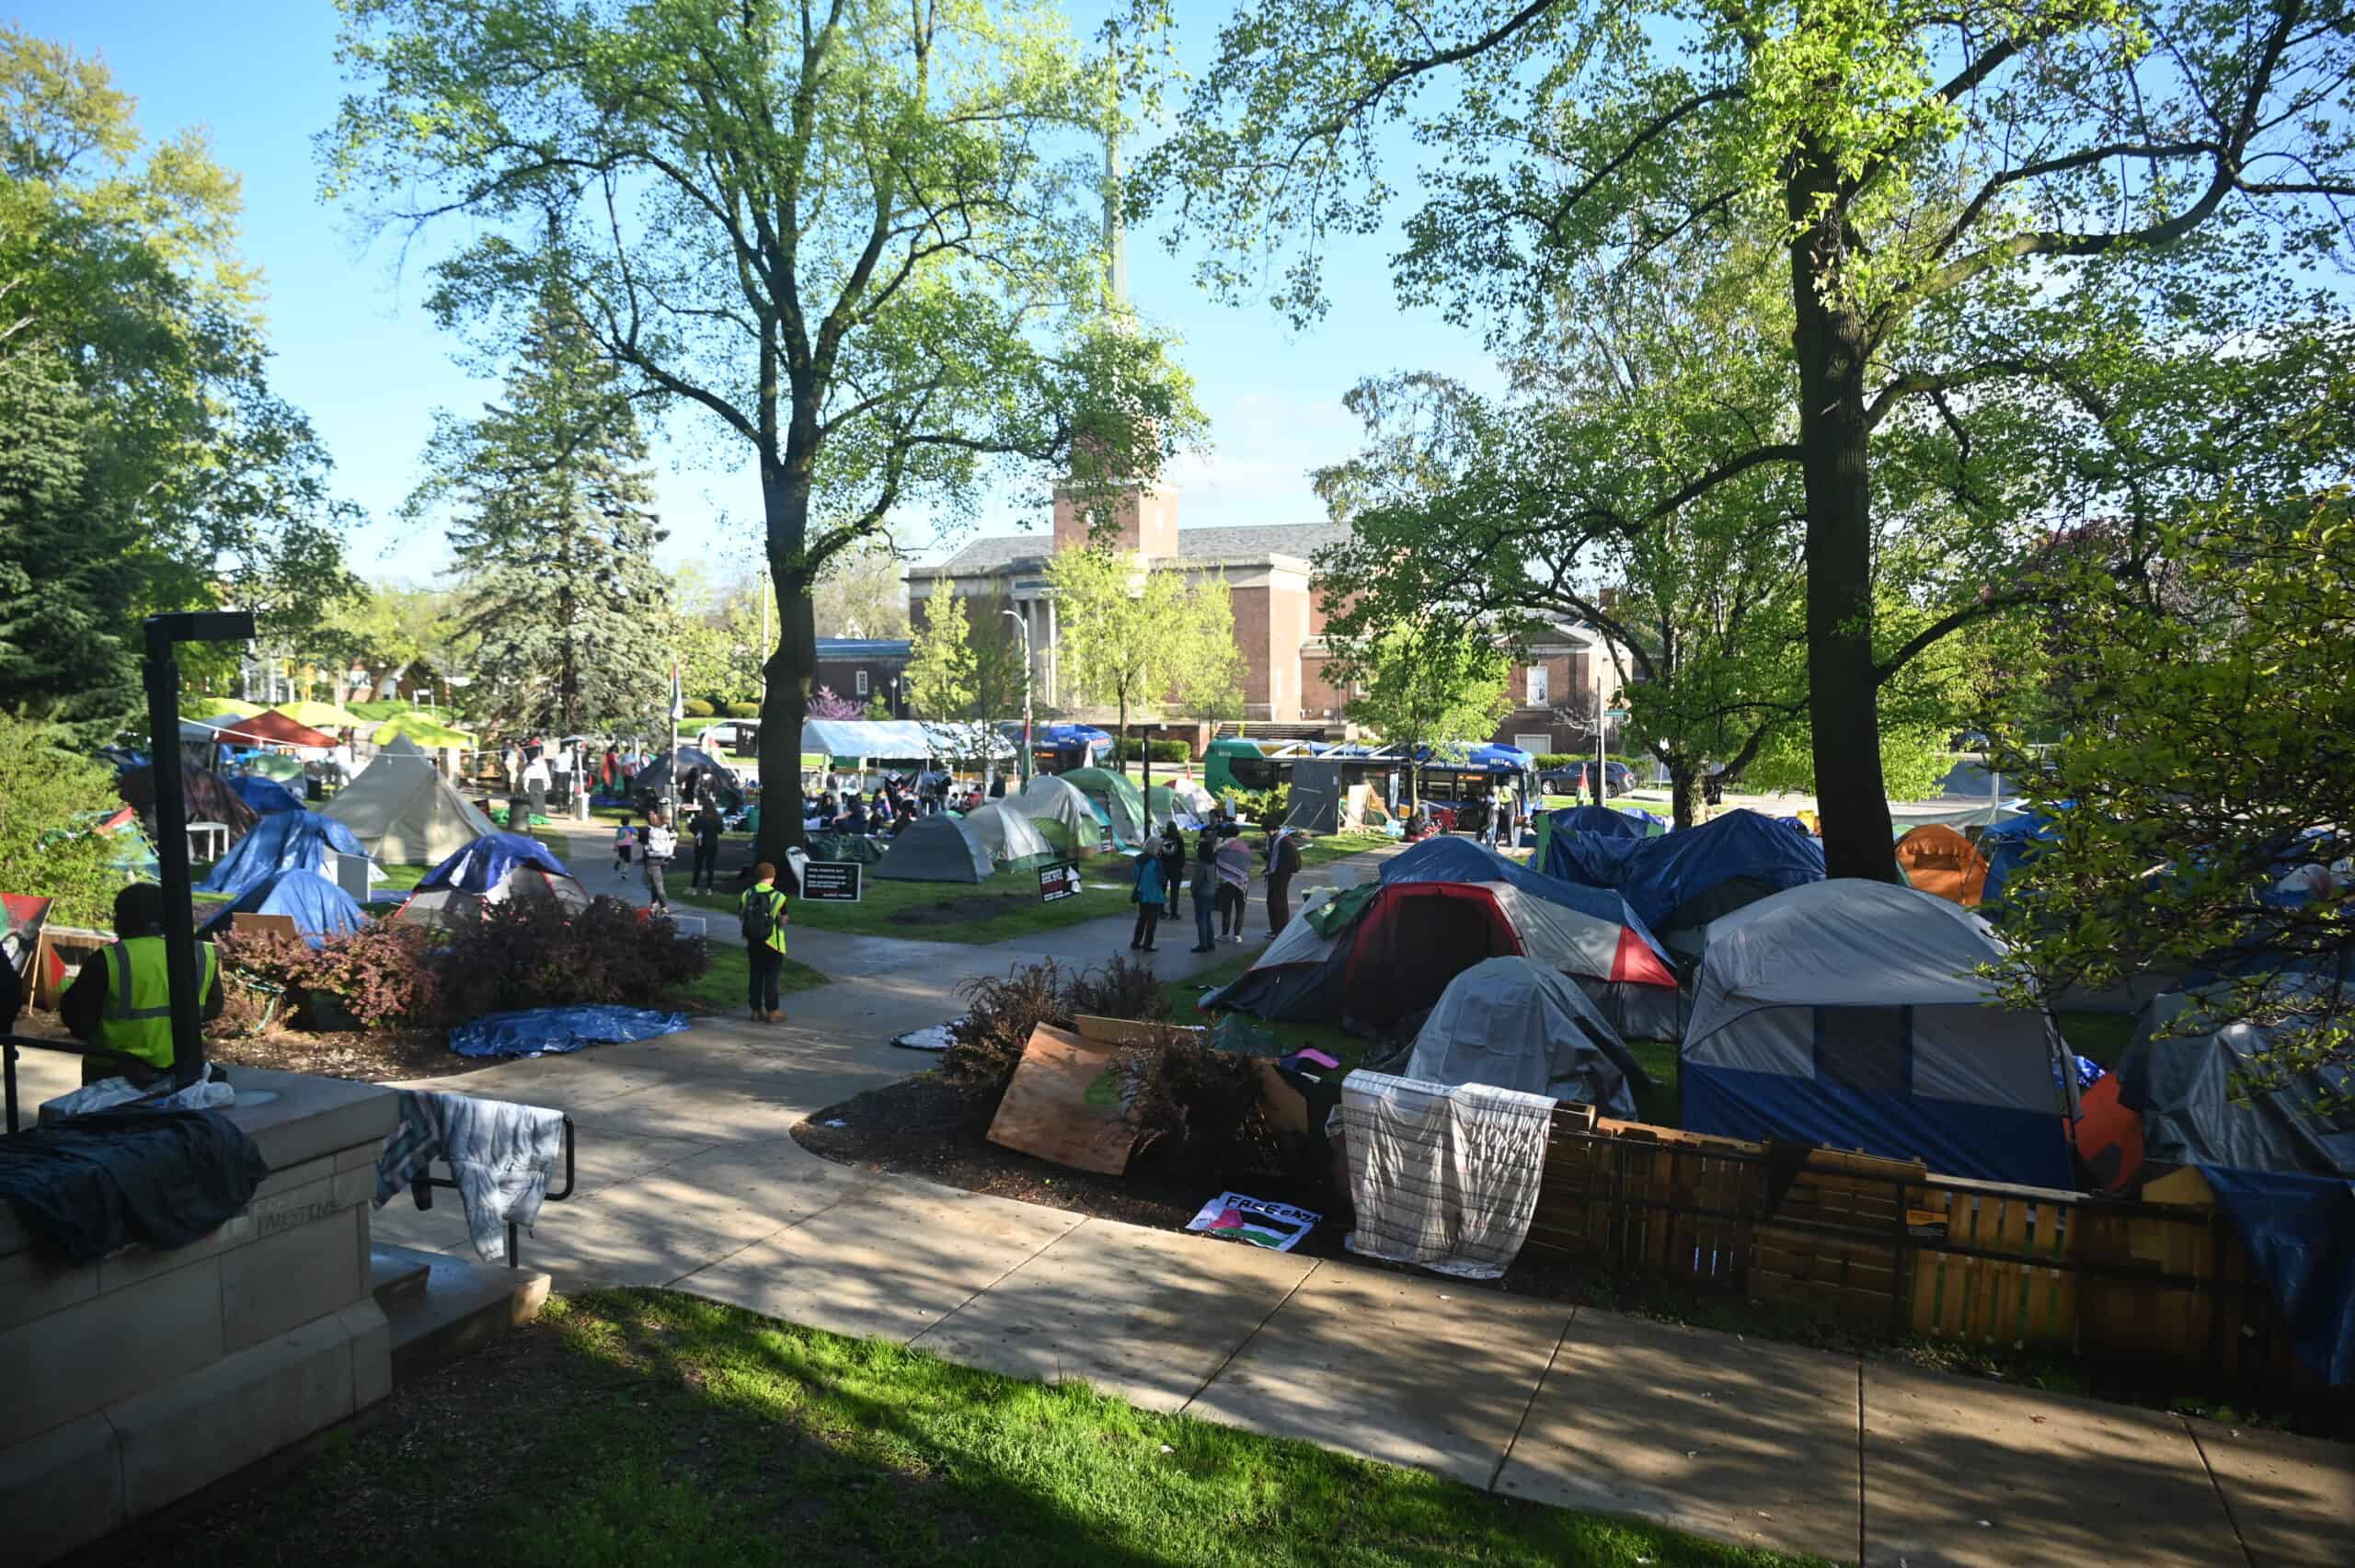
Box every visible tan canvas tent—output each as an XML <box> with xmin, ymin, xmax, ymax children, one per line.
<box><xmin>324</xmin><ymin>752</ymin><xmax>500</xmax><ymax>865</ymax></box>
<box><xmin>1895</xmin><ymin>822</ymin><xmax>1991</xmax><ymax>907</ymax></box>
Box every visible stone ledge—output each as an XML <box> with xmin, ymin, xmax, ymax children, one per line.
<box><xmin>0</xmin><ymin>1412</ymin><xmax>121</xmax><ymax>1567</ymax></box>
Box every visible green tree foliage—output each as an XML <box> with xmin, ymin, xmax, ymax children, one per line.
<box><xmin>308</xmin><ymin>581</ymin><xmax>467</xmax><ymax>694</ymax></box>
<box><xmin>969</xmin><ymin>588</ymin><xmax>1031</xmax><ymax>724</ymax></box>
<box><xmin>0</xmin><ymin>715</ymin><xmax>130</xmax><ymax>926</ymax></box>
<box><xmin>671</xmin><ymin>565</ymin><xmax>768</xmax><ymax>712</ymax></box>
<box><xmin>408</xmin><ymin>280</ymin><xmax>674</xmax><ymax>736</ymax></box>
<box><xmin>327</xmin><ymin>0</ymin><xmax>1201</xmax><ymax>860</ymax></box>
<box><xmin>1143</xmin><ymin>0</ymin><xmax>2355</xmax><ymax>878</ymax></box>
<box><xmin>0</xmin><ymin>29</ymin><xmax>356</xmax><ymax>745</ymax></box>
<box><xmin>1330</xmin><ymin>620</ymin><xmax>1511</xmax><ymax>807</ymax></box>
<box><xmin>1992</xmin><ymin>389</ymin><xmax>2355</xmax><ymax>1084</ymax></box>
<box><xmin>1047</xmin><ymin>546</ymin><xmax>1241</xmax><ymax>758</ymax></box>
<box><xmin>906</xmin><ymin>594</ymin><xmax>980</xmax><ymax>719</ymax></box>
<box><xmin>811</xmin><ymin>541</ymin><xmax>911</xmax><ymax>640</ymax></box>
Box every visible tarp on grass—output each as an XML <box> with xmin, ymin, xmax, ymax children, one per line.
<box><xmin>447</xmin><ymin>1004</ymin><xmax>690</xmax><ymax>1059</ymax></box>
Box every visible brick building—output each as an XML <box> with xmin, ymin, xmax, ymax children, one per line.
<box><xmin>811</xmin><ymin>637</ymin><xmax>912</xmax><ymax>716</ymax></box>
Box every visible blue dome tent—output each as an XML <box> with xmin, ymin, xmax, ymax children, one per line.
<box><xmin>195</xmin><ymin>811</ymin><xmax>371</xmax><ymax>898</ymax></box>
<box><xmin>229</xmin><ymin>774</ymin><xmax>306</xmax><ymax>815</ymax></box>
<box><xmin>1540</xmin><ymin>807</ymin><xmax>1825</xmax><ymax>939</ymax></box>
<box><xmin>199</xmin><ymin>869</ymin><xmax>367</xmax><ymax>947</ymax></box>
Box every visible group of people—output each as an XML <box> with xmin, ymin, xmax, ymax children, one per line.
<box><xmin>610</xmin><ymin>798</ymin><xmax>730</xmax><ymax>914</ymax></box>
<box><xmin>803</xmin><ymin>768</ymin><xmax>1003</xmax><ymax>836</ymax></box>
<box><xmin>1127</xmin><ymin>816</ymin><xmax>1304</xmax><ymax>955</ymax></box>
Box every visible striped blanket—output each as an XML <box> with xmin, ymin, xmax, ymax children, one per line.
<box><xmin>1339</xmin><ymin>1070</ymin><xmax>1556</xmax><ymax>1280</ymax></box>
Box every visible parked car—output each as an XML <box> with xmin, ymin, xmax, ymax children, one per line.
<box><xmin>1540</xmin><ymin>760</ymin><xmax>1637</xmax><ymax>796</ymax></box>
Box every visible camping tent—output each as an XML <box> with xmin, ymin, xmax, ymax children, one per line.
<box><xmin>1061</xmin><ymin>766</ymin><xmax>1145</xmax><ymax>847</ymax></box>
<box><xmin>874</xmin><ymin>815</ymin><xmax>996</xmax><ymax>883</ymax></box>
<box><xmin>230</xmin><ymin>773</ymin><xmax>306</xmax><ymax>815</ymax></box>
<box><xmin>1543</xmin><ymin>807</ymin><xmax>1825</xmax><ymax>946</ymax></box>
<box><xmin>1146</xmin><ymin>780</ymin><xmax>1215</xmax><ymax>828</ymax></box>
<box><xmin>1402</xmin><ymin>956</ymin><xmax>1648</xmax><ymax>1114</ymax></box>
<box><xmin>1207</xmin><ymin>838</ymin><xmax>1679</xmax><ymax>1032</ymax></box>
<box><xmin>200</xmin><ymin>868</ymin><xmax>367</xmax><ymax>947</ymax></box>
<box><xmin>394</xmin><ymin>831</ymin><xmax>589</xmax><ymax>929</ymax></box>
<box><xmin>1531</xmin><ymin>805</ymin><xmax>1664</xmax><ymax>876</ymax></box>
<box><xmin>196</xmin><ymin>811</ymin><xmax>371</xmax><ymax>898</ymax></box>
<box><xmin>1976</xmin><ymin>809</ymin><xmax>2058</xmax><ymax>905</ymax></box>
<box><xmin>2120</xmin><ymin>982</ymin><xmax>2355</xmax><ymax>1180</ymax></box>
<box><xmin>119</xmin><ymin>764</ymin><xmax>258</xmax><ymax>842</ymax></box>
<box><xmin>324</xmin><ymin>751</ymin><xmax>500</xmax><ymax>865</ymax></box>
<box><xmin>959</xmin><ymin>801</ymin><xmax>1060</xmax><ymax>870</ymax></box>
<box><xmin>1009</xmin><ymin>774</ymin><xmax>1109</xmax><ymax>854</ymax></box>
<box><xmin>1377</xmin><ymin>837</ymin><xmax>1683</xmax><ymax>1037</ymax></box>
<box><xmin>207</xmin><ymin>710</ymin><xmax>337</xmax><ymax>750</ymax></box>
<box><xmin>273</xmin><ymin>700</ymin><xmax>368</xmax><ymax>731</ymax></box>
<box><xmin>630</xmin><ymin>746</ymin><xmax>744</xmax><ymax>809</ymax></box>
<box><xmin>1894</xmin><ymin>823</ymin><xmax>1991</xmax><ymax>906</ymax></box>
<box><xmin>1681</xmin><ymin>880</ymin><xmax>2074</xmax><ymax>1187</ymax></box>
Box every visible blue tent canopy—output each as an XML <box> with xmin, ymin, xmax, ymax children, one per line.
<box><xmin>1541</xmin><ymin>807</ymin><xmax>1825</xmax><ymax>931</ymax></box>
<box><xmin>196</xmin><ymin>811</ymin><xmax>369</xmax><ymax>898</ymax></box>
<box><xmin>1377</xmin><ymin>836</ymin><xmax>1673</xmax><ymax>971</ymax></box>
<box><xmin>419</xmin><ymin>831</ymin><xmax>570</xmax><ymax>895</ymax></box>
<box><xmin>199</xmin><ymin>869</ymin><xmax>367</xmax><ymax>947</ymax></box>
<box><xmin>229</xmin><ymin>774</ymin><xmax>305</xmax><ymax>815</ymax></box>
<box><xmin>1975</xmin><ymin>807</ymin><xmax>2063</xmax><ymax>904</ymax></box>
<box><xmin>1551</xmin><ymin>805</ymin><xmax>1659</xmax><ymax>841</ymax></box>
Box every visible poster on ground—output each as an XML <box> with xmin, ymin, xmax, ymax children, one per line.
<box><xmin>1186</xmin><ymin>1193</ymin><xmax>1320</xmax><ymax>1253</ymax></box>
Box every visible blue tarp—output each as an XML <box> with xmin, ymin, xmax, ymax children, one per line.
<box><xmin>1683</xmin><ymin>1060</ymin><xmax>2075</xmax><ymax>1189</ymax></box>
<box><xmin>229</xmin><ymin>774</ymin><xmax>305</xmax><ymax>815</ymax></box>
<box><xmin>1376</xmin><ymin>837</ymin><xmax>1673</xmax><ymax>970</ymax></box>
<box><xmin>1977</xmin><ymin>810</ymin><xmax>2058</xmax><ymax>904</ymax></box>
<box><xmin>1541</xmin><ymin>807</ymin><xmax>1825</xmax><ymax>930</ymax></box>
<box><xmin>1550</xmin><ymin>805</ymin><xmax>1658</xmax><ymax>841</ymax></box>
<box><xmin>419</xmin><ymin>831</ymin><xmax>571</xmax><ymax>894</ymax></box>
<box><xmin>196</xmin><ymin>811</ymin><xmax>369</xmax><ymax>897</ymax></box>
<box><xmin>200</xmin><ymin>869</ymin><xmax>368</xmax><ymax>947</ymax></box>
<box><xmin>2202</xmin><ymin>1168</ymin><xmax>2355</xmax><ymax>1385</ymax></box>
<box><xmin>447</xmin><ymin>1005</ymin><xmax>691</xmax><ymax>1059</ymax></box>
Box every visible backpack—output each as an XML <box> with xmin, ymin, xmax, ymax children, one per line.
<box><xmin>643</xmin><ymin>824</ymin><xmax>677</xmax><ymax>862</ymax></box>
<box><xmin>740</xmin><ymin>887</ymin><xmax>783</xmax><ymax>946</ymax></box>
<box><xmin>1274</xmin><ymin>833</ymin><xmax>1303</xmax><ymax>877</ymax></box>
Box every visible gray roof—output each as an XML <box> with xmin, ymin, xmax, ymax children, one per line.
<box><xmin>923</xmin><ymin>521</ymin><xmax>1349</xmax><ymax>578</ymax></box>
<box><xmin>814</xmin><ymin>638</ymin><xmax>912</xmax><ymax>659</ymax></box>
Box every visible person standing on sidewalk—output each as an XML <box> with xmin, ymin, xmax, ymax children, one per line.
<box><xmin>688</xmin><ymin>798</ymin><xmax>725</xmax><ymax>893</ymax></box>
<box><xmin>639</xmin><ymin>808</ymin><xmax>677</xmax><ymax>914</ymax></box>
<box><xmin>739</xmin><ymin>862</ymin><xmax>791</xmax><ymax>1024</ymax></box>
<box><xmin>1128</xmin><ymin>845</ymin><xmax>1168</xmax><ymax>953</ymax></box>
<box><xmin>1265</xmin><ymin>824</ymin><xmax>1303</xmax><ymax>934</ymax></box>
<box><xmin>1188</xmin><ymin>830</ymin><xmax>1219</xmax><ymax>953</ymax></box>
<box><xmin>1213</xmin><ymin>826</ymin><xmax>1252</xmax><ymax>942</ymax></box>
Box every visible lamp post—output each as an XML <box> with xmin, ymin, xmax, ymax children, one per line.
<box><xmin>1003</xmin><ymin>607</ymin><xmax>1032</xmax><ymax>788</ymax></box>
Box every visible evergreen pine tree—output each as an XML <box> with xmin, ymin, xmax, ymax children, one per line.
<box><xmin>419</xmin><ymin>281</ymin><xmax>672</xmax><ymax>734</ymax></box>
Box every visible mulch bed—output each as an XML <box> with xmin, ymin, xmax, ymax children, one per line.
<box><xmin>790</xmin><ymin>1070</ymin><xmax>1358</xmax><ymax>1258</ymax></box>
<box><xmin>204</xmin><ymin>1026</ymin><xmax>482</xmax><ymax>1083</ymax></box>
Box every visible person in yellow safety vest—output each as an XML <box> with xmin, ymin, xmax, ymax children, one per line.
<box><xmin>60</xmin><ymin>884</ymin><xmax>223</xmax><ymax>1088</ymax></box>
<box><xmin>737</xmin><ymin>861</ymin><xmax>791</xmax><ymax>1025</ymax></box>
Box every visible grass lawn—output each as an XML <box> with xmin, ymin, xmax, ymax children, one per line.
<box><xmin>1291</xmin><ymin>831</ymin><xmax>1392</xmax><ymax>871</ymax></box>
<box><xmin>146</xmin><ymin>1288</ymin><xmax>1798</xmax><ymax>1568</ymax></box>
<box><xmin>676</xmin><ymin>941</ymin><xmax>829</xmax><ymax>1015</ymax></box>
<box><xmin>1161</xmin><ymin>947</ymin><xmax>1374</xmax><ymax>1070</ymax></box>
<box><xmin>674</xmin><ymin>871</ymin><xmax>1137</xmax><ymax>944</ymax></box>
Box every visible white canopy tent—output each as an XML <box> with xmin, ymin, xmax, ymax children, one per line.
<box><xmin>799</xmin><ymin>718</ymin><xmax>1016</xmax><ymax>764</ymax></box>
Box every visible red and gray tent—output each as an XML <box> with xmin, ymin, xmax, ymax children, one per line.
<box><xmin>1201</xmin><ymin>838</ymin><xmax>1679</xmax><ymax>1035</ymax></box>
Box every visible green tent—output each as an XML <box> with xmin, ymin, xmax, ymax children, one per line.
<box><xmin>1061</xmin><ymin>767</ymin><xmax>1146</xmax><ymax>847</ymax></box>
<box><xmin>874</xmin><ymin>816</ymin><xmax>994</xmax><ymax>883</ymax></box>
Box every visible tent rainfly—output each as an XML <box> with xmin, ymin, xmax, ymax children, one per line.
<box><xmin>1894</xmin><ymin>823</ymin><xmax>1990</xmax><ymax>907</ymax></box>
<box><xmin>959</xmin><ymin>801</ymin><xmax>1061</xmax><ymax>869</ymax></box>
<box><xmin>1680</xmin><ymin>879</ymin><xmax>2074</xmax><ymax>1187</ymax></box>
<box><xmin>200</xmin><ymin>869</ymin><xmax>368</xmax><ymax>948</ymax></box>
<box><xmin>324</xmin><ymin>752</ymin><xmax>500</xmax><ymax>865</ymax></box>
<box><xmin>1008</xmin><ymin>774</ymin><xmax>1109</xmax><ymax>854</ymax></box>
<box><xmin>874</xmin><ymin>816</ymin><xmax>996</xmax><ymax>883</ymax></box>
<box><xmin>394</xmin><ymin>831</ymin><xmax>588</xmax><ymax>929</ymax></box>
<box><xmin>1402</xmin><ymin>956</ymin><xmax>1649</xmax><ymax>1114</ymax></box>
<box><xmin>1060</xmin><ymin>766</ymin><xmax>1146</xmax><ymax>847</ymax></box>
<box><xmin>196</xmin><ymin>811</ymin><xmax>372</xmax><ymax>898</ymax></box>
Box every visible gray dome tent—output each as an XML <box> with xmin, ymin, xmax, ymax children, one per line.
<box><xmin>959</xmin><ymin>800</ymin><xmax>1060</xmax><ymax>870</ymax></box>
<box><xmin>1401</xmin><ymin>957</ymin><xmax>1648</xmax><ymax>1114</ymax></box>
<box><xmin>874</xmin><ymin>815</ymin><xmax>994</xmax><ymax>883</ymax></box>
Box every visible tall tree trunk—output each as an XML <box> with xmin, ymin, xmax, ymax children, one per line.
<box><xmin>754</xmin><ymin>448</ymin><xmax>815</xmax><ymax>870</ymax></box>
<box><xmin>1787</xmin><ymin>145</ymin><xmax>1897</xmax><ymax>880</ymax></box>
<box><xmin>1670</xmin><ymin>761</ymin><xmax>1704</xmax><ymax>830</ymax></box>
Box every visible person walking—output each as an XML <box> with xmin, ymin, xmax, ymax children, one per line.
<box><xmin>1188</xmin><ymin>830</ymin><xmax>1219</xmax><ymax>953</ymax></box>
<box><xmin>1155</xmin><ymin>820</ymin><xmax>1186</xmax><ymax>909</ymax></box>
<box><xmin>1214</xmin><ymin>825</ymin><xmax>1252</xmax><ymax>942</ymax></box>
<box><xmin>1265</xmin><ymin>823</ymin><xmax>1303</xmax><ymax>935</ymax></box>
<box><xmin>1128</xmin><ymin>844</ymin><xmax>1168</xmax><ymax>953</ymax></box>
<box><xmin>639</xmin><ymin>808</ymin><xmax>678</xmax><ymax>913</ymax></box>
<box><xmin>739</xmin><ymin>861</ymin><xmax>791</xmax><ymax>1024</ymax></box>
<box><xmin>688</xmin><ymin>798</ymin><xmax>725</xmax><ymax>893</ymax></box>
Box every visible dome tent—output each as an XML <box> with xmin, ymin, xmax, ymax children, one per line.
<box><xmin>1060</xmin><ymin>765</ymin><xmax>1145</xmax><ymax>846</ymax></box>
<box><xmin>394</xmin><ymin>831</ymin><xmax>588</xmax><ymax>930</ymax></box>
<box><xmin>119</xmin><ymin>763</ymin><xmax>258</xmax><ymax>843</ymax></box>
<box><xmin>1681</xmin><ymin>880</ymin><xmax>2074</xmax><ymax>1187</ymax></box>
<box><xmin>196</xmin><ymin>811</ymin><xmax>371</xmax><ymax>898</ymax></box>
<box><xmin>1542</xmin><ymin>807</ymin><xmax>1825</xmax><ymax>954</ymax></box>
<box><xmin>325</xmin><ymin>750</ymin><xmax>500</xmax><ymax>865</ymax></box>
<box><xmin>1205</xmin><ymin>837</ymin><xmax>1678</xmax><ymax>1034</ymax></box>
<box><xmin>874</xmin><ymin>815</ymin><xmax>995</xmax><ymax>883</ymax></box>
<box><xmin>1009</xmin><ymin>773</ymin><xmax>1109</xmax><ymax>854</ymax></box>
<box><xmin>959</xmin><ymin>801</ymin><xmax>1060</xmax><ymax>870</ymax></box>
<box><xmin>200</xmin><ymin>869</ymin><xmax>367</xmax><ymax>948</ymax></box>
<box><xmin>630</xmin><ymin>745</ymin><xmax>744</xmax><ymax>809</ymax></box>
<box><xmin>1401</xmin><ymin>956</ymin><xmax>1648</xmax><ymax>1114</ymax></box>
<box><xmin>230</xmin><ymin>773</ymin><xmax>306</xmax><ymax>815</ymax></box>
<box><xmin>1894</xmin><ymin>822</ymin><xmax>1990</xmax><ymax>907</ymax></box>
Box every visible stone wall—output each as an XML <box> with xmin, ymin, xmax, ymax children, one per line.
<box><xmin>0</xmin><ymin>1068</ymin><xmax>397</xmax><ymax>1565</ymax></box>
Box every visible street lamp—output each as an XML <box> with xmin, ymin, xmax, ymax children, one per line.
<box><xmin>1003</xmin><ymin>607</ymin><xmax>1032</xmax><ymax>787</ymax></box>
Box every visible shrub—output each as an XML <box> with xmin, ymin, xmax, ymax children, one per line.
<box><xmin>0</xmin><ymin>716</ymin><xmax>131</xmax><ymax>928</ymax></box>
<box><xmin>1119</xmin><ymin>1030</ymin><xmax>1283</xmax><ymax>1180</ymax></box>
<box><xmin>1062</xmin><ymin>955</ymin><xmax>1168</xmax><ymax>1024</ymax></box>
<box><xmin>1114</xmin><ymin>738</ymin><xmax>1193</xmax><ymax>763</ymax></box>
<box><xmin>216</xmin><ymin>923</ymin><xmax>444</xmax><ymax>1032</ymax></box>
<box><xmin>1223</xmin><ymin>784</ymin><xmax>1292</xmax><ymax>829</ymax></box>
<box><xmin>725</xmin><ymin>701</ymin><xmax>760</xmax><ymax>718</ymax></box>
<box><xmin>945</xmin><ymin>958</ymin><xmax>1067</xmax><ymax>1091</ymax></box>
<box><xmin>681</xmin><ymin>697</ymin><xmax>714</xmax><ymax>717</ymax></box>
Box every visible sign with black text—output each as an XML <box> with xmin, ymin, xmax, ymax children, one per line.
<box><xmin>1038</xmin><ymin>861</ymin><xmax>1083</xmax><ymax>903</ymax></box>
<box><xmin>798</xmin><ymin>862</ymin><xmax>863</xmax><ymax>902</ymax></box>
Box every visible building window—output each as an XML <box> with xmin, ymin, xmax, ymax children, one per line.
<box><xmin>1527</xmin><ymin>665</ymin><xmax>1548</xmax><ymax>706</ymax></box>
<box><xmin>855</xmin><ymin>670</ymin><xmax>868</xmax><ymax>696</ymax></box>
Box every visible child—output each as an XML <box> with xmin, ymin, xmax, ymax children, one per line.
<box><xmin>613</xmin><ymin>811</ymin><xmax>635</xmax><ymax>877</ymax></box>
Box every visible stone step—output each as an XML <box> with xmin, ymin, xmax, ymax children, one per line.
<box><xmin>369</xmin><ymin>1242</ymin><xmax>551</xmax><ymax>1381</ymax></box>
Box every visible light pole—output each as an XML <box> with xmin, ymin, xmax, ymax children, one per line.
<box><xmin>1003</xmin><ymin>607</ymin><xmax>1032</xmax><ymax>788</ymax></box>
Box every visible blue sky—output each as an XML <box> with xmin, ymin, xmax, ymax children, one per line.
<box><xmin>23</xmin><ymin>0</ymin><xmax>1502</xmax><ymax>587</ymax></box>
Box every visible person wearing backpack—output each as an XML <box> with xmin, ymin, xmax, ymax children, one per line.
<box><xmin>688</xmin><ymin>799</ymin><xmax>725</xmax><ymax>893</ymax></box>
<box><xmin>739</xmin><ymin>861</ymin><xmax>791</xmax><ymax>1024</ymax></box>
<box><xmin>1128</xmin><ymin>845</ymin><xmax>1168</xmax><ymax>953</ymax></box>
<box><xmin>1265</xmin><ymin>825</ymin><xmax>1304</xmax><ymax>934</ymax></box>
<box><xmin>638</xmin><ymin>808</ymin><xmax>678</xmax><ymax>914</ymax></box>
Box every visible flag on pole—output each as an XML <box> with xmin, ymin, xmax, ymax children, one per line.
<box><xmin>669</xmin><ymin>658</ymin><xmax>684</xmax><ymax>721</ymax></box>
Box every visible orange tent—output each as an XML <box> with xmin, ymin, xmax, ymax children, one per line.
<box><xmin>1895</xmin><ymin>822</ymin><xmax>1990</xmax><ymax>906</ymax></box>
